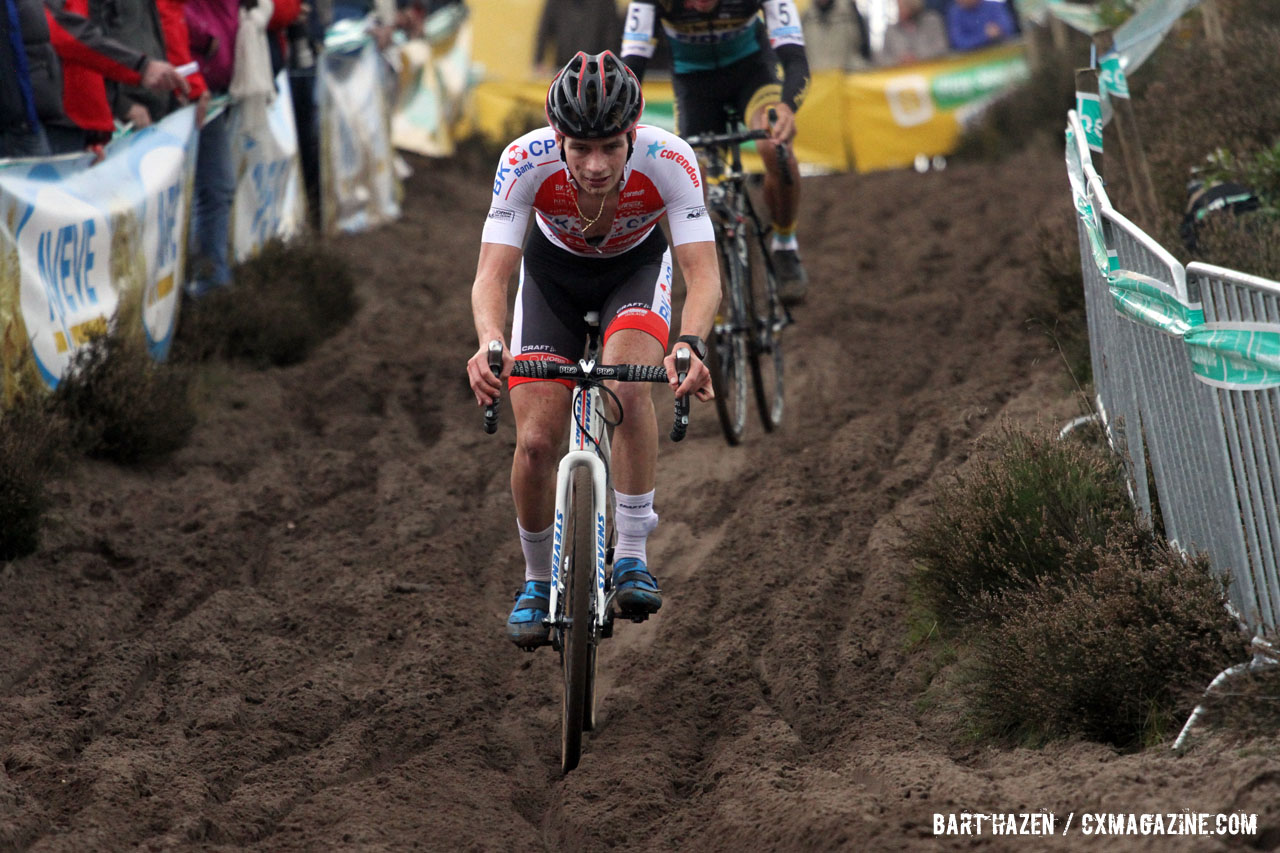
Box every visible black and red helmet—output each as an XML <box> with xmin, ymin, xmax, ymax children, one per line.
<box><xmin>545</xmin><ymin>51</ymin><xmax>644</xmax><ymax>139</ymax></box>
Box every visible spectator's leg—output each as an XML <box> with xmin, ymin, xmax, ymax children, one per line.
<box><xmin>42</xmin><ymin>124</ymin><xmax>86</xmax><ymax>155</ymax></box>
<box><xmin>0</xmin><ymin>124</ymin><xmax>51</xmax><ymax>159</ymax></box>
<box><xmin>187</xmin><ymin>108</ymin><xmax>235</xmax><ymax>296</ymax></box>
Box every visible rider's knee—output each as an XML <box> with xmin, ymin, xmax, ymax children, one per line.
<box><xmin>515</xmin><ymin>429</ymin><xmax>561</xmax><ymax>470</ymax></box>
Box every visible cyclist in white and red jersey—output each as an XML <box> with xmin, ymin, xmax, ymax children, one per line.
<box><xmin>465</xmin><ymin>51</ymin><xmax>720</xmax><ymax>649</ymax></box>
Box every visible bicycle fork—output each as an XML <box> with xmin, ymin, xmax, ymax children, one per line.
<box><xmin>547</xmin><ymin>451</ymin><xmax>609</xmax><ymax>645</ymax></box>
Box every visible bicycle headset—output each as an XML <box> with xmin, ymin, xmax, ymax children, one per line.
<box><xmin>545</xmin><ymin>51</ymin><xmax>645</xmax><ymax>162</ymax></box>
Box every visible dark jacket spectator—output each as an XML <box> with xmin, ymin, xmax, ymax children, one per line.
<box><xmin>880</xmin><ymin>0</ymin><xmax>947</xmax><ymax>65</ymax></box>
<box><xmin>94</xmin><ymin>0</ymin><xmax>175</xmax><ymax>125</ymax></box>
<box><xmin>533</xmin><ymin>0</ymin><xmax>620</xmax><ymax>72</ymax></box>
<box><xmin>2</xmin><ymin>0</ymin><xmax>65</xmax><ymax>154</ymax></box>
<box><xmin>946</xmin><ymin>0</ymin><xmax>1015</xmax><ymax>51</ymax></box>
<box><xmin>802</xmin><ymin>0</ymin><xmax>870</xmax><ymax>72</ymax></box>
<box><xmin>45</xmin><ymin>0</ymin><xmax>152</xmax><ymax>139</ymax></box>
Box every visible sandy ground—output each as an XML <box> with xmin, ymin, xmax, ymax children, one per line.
<box><xmin>1</xmin><ymin>140</ymin><xmax>1276</xmax><ymax>852</ymax></box>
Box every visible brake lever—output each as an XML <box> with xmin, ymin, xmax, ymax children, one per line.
<box><xmin>670</xmin><ymin>348</ymin><xmax>691</xmax><ymax>442</ymax></box>
<box><xmin>483</xmin><ymin>340</ymin><xmax>503</xmax><ymax>434</ymax></box>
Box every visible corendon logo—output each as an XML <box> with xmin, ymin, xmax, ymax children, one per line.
<box><xmin>507</xmin><ymin>144</ymin><xmax>529</xmax><ymax>166</ymax></box>
<box><xmin>659</xmin><ymin>148</ymin><xmax>700</xmax><ymax>187</ymax></box>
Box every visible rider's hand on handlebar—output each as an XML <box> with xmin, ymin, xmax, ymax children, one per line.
<box><xmin>467</xmin><ymin>340</ymin><xmax>512</xmax><ymax>405</ymax></box>
<box><xmin>665</xmin><ymin>346</ymin><xmax>713</xmax><ymax>402</ymax></box>
<box><xmin>766</xmin><ymin>103</ymin><xmax>797</xmax><ymax>144</ymax></box>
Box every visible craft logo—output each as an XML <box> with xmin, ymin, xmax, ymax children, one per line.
<box><xmin>488</xmin><ymin>207</ymin><xmax>516</xmax><ymax>222</ymax></box>
<box><xmin>685</xmin><ymin>206</ymin><xmax>707</xmax><ymax>220</ymax></box>
<box><xmin>659</xmin><ymin>148</ymin><xmax>700</xmax><ymax>187</ymax></box>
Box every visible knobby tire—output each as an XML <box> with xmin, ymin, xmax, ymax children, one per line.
<box><xmin>709</xmin><ymin>231</ymin><xmax>750</xmax><ymax>445</ymax></box>
<box><xmin>746</xmin><ymin>230</ymin><xmax>785</xmax><ymax>431</ymax></box>
<box><xmin>560</xmin><ymin>466</ymin><xmax>594</xmax><ymax>774</ymax></box>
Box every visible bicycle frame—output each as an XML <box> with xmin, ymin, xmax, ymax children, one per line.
<box><xmin>547</xmin><ymin>364</ymin><xmax>611</xmax><ymax>637</ymax></box>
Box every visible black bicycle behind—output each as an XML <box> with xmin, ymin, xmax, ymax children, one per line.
<box><xmin>687</xmin><ymin>111</ymin><xmax>792</xmax><ymax>445</ymax></box>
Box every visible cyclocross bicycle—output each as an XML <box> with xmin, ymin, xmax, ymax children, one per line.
<box><xmin>686</xmin><ymin>111</ymin><xmax>793</xmax><ymax>446</ymax></box>
<box><xmin>483</xmin><ymin>317</ymin><xmax>691</xmax><ymax>774</ymax></box>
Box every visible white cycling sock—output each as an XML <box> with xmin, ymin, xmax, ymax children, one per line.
<box><xmin>771</xmin><ymin>232</ymin><xmax>799</xmax><ymax>252</ymax></box>
<box><xmin>519</xmin><ymin>521</ymin><xmax>554</xmax><ymax>582</ymax></box>
<box><xmin>614</xmin><ymin>489</ymin><xmax>658</xmax><ymax>564</ymax></box>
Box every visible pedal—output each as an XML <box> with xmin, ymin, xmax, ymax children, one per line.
<box><xmin>606</xmin><ymin>546</ymin><xmax>615</xmax><ymax>566</ymax></box>
<box><xmin>601</xmin><ymin>611</ymin><xmax>615</xmax><ymax>639</ymax></box>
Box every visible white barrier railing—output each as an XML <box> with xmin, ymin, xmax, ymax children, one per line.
<box><xmin>1064</xmin><ymin>111</ymin><xmax>1280</xmax><ymax>637</ymax></box>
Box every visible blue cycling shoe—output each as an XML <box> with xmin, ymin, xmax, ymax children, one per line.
<box><xmin>507</xmin><ymin>580</ymin><xmax>550</xmax><ymax>648</ymax></box>
<box><xmin>612</xmin><ymin>558</ymin><xmax>662</xmax><ymax>615</ymax></box>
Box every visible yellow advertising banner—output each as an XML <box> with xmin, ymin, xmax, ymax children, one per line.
<box><xmin>467</xmin><ymin>42</ymin><xmax>1027</xmax><ymax>175</ymax></box>
<box><xmin>844</xmin><ymin>43</ymin><xmax>1029</xmax><ymax>172</ymax></box>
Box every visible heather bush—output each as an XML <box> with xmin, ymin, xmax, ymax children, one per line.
<box><xmin>52</xmin><ymin>327</ymin><xmax>195</xmax><ymax>464</ymax></box>
<box><xmin>966</xmin><ymin>528</ymin><xmax>1246</xmax><ymax>749</ymax></box>
<box><xmin>0</xmin><ymin>381</ymin><xmax>69</xmax><ymax>560</ymax></box>
<box><xmin>173</xmin><ymin>239</ymin><xmax>358</xmax><ymax>368</ymax></box>
<box><xmin>1029</xmin><ymin>210</ymin><xmax>1091</xmax><ymax>387</ymax></box>
<box><xmin>906</xmin><ymin>423</ymin><xmax>1136</xmax><ymax>633</ymax></box>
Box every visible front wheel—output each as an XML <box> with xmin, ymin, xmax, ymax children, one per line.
<box><xmin>560</xmin><ymin>467</ymin><xmax>596</xmax><ymax>774</ymax></box>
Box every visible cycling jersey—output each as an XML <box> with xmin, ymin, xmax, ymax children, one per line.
<box><xmin>482</xmin><ymin>124</ymin><xmax>714</xmax><ymax>258</ymax></box>
<box><xmin>621</xmin><ymin>0</ymin><xmax>808</xmax><ymax>111</ymax></box>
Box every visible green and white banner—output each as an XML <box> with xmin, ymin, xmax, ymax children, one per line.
<box><xmin>1109</xmin><ymin>269</ymin><xmax>1203</xmax><ymax>336</ymax></box>
<box><xmin>0</xmin><ymin>106</ymin><xmax>196</xmax><ymax>392</ymax></box>
<box><xmin>1185</xmin><ymin>322</ymin><xmax>1280</xmax><ymax>390</ymax></box>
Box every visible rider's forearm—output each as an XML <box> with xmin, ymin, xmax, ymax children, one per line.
<box><xmin>472</xmin><ymin>276</ymin><xmax>508</xmax><ymax>346</ymax></box>
<box><xmin>673</xmin><ymin>241</ymin><xmax>721</xmax><ymax>344</ymax></box>
<box><xmin>471</xmin><ymin>242</ymin><xmax>522</xmax><ymax>346</ymax></box>
<box><xmin>776</xmin><ymin>44</ymin><xmax>809</xmax><ymax>112</ymax></box>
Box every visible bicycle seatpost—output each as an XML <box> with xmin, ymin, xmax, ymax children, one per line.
<box><xmin>765</xmin><ymin>107</ymin><xmax>794</xmax><ymax>188</ymax></box>
<box><xmin>670</xmin><ymin>349</ymin><xmax>691</xmax><ymax>442</ymax></box>
<box><xmin>483</xmin><ymin>340</ymin><xmax>503</xmax><ymax>434</ymax></box>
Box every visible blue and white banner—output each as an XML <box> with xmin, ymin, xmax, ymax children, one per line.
<box><xmin>1</xmin><ymin>106</ymin><xmax>196</xmax><ymax>390</ymax></box>
<box><xmin>230</xmin><ymin>71</ymin><xmax>308</xmax><ymax>261</ymax></box>
<box><xmin>319</xmin><ymin>35</ymin><xmax>402</xmax><ymax>234</ymax></box>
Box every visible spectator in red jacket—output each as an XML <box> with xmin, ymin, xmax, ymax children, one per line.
<box><xmin>43</xmin><ymin>0</ymin><xmax>188</xmax><ymax>152</ymax></box>
<box><xmin>154</xmin><ymin>0</ymin><xmax>210</xmax><ymax>124</ymax></box>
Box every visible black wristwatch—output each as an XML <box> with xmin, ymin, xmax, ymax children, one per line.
<box><xmin>675</xmin><ymin>334</ymin><xmax>707</xmax><ymax>361</ymax></box>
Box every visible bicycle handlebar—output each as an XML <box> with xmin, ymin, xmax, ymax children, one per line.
<box><xmin>481</xmin><ymin>344</ymin><xmax>692</xmax><ymax>441</ymax></box>
<box><xmin>686</xmin><ymin>107</ymin><xmax>793</xmax><ymax>187</ymax></box>
<box><xmin>685</xmin><ymin>127</ymin><xmax>770</xmax><ymax>150</ymax></box>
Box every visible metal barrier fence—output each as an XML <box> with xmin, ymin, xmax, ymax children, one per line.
<box><xmin>1187</xmin><ymin>263</ymin><xmax>1280</xmax><ymax>632</ymax></box>
<box><xmin>1064</xmin><ymin>111</ymin><xmax>1276</xmax><ymax>635</ymax></box>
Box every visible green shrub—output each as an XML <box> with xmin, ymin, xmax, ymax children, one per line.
<box><xmin>966</xmin><ymin>529</ymin><xmax>1246</xmax><ymax>749</ymax></box>
<box><xmin>1030</xmin><ymin>211</ymin><xmax>1091</xmax><ymax>387</ymax></box>
<box><xmin>52</xmin><ymin>327</ymin><xmax>195</xmax><ymax>464</ymax></box>
<box><xmin>173</xmin><ymin>239</ymin><xmax>358</xmax><ymax>368</ymax></box>
<box><xmin>0</xmin><ymin>387</ymin><xmax>69</xmax><ymax>560</ymax></box>
<box><xmin>905</xmin><ymin>423</ymin><xmax>1136</xmax><ymax>634</ymax></box>
<box><xmin>1133</xmin><ymin>18</ymin><xmax>1280</xmax><ymax>249</ymax></box>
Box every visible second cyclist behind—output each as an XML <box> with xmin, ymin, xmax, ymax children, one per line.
<box><xmin>620</xmin><ymin>0</ymin><xmax>811</xmax><ymax>305</ymax></box>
